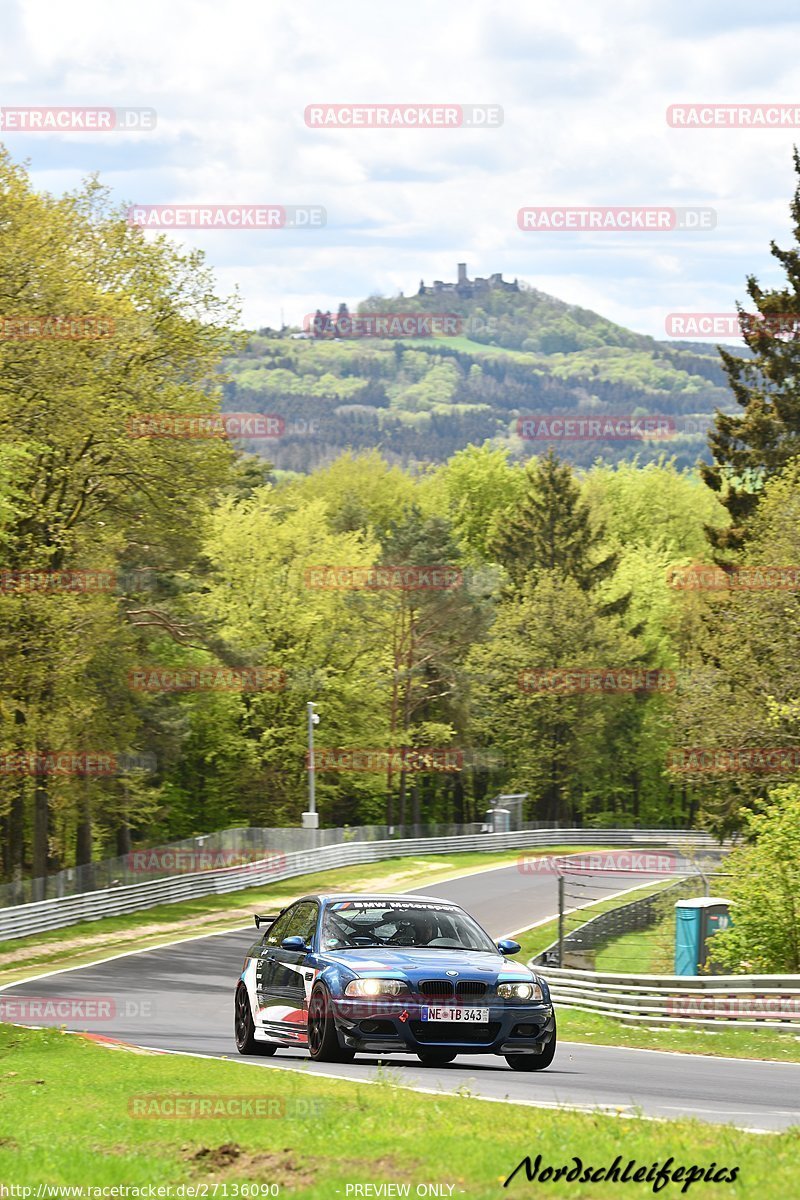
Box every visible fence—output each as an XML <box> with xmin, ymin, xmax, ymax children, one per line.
<box><xmin>535</xmin><ymin>965</ymin><xmax>800</xmax><ymax>1031</ymax></box>
<box><xmin>0</xmin><ymin>826</ymin><xmax>721</xmax><ymax>942</ymax></box>
<box><xmin>0</xmin><ymin>822</ymin><xmax>491</xmax><ymax>907</ymax></box>
<box><xmin>534</xmin><ymin>874</ymin><xmax>706</xmax><ymax>966</ymax></box>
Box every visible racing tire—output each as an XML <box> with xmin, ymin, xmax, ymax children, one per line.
<box><xmin>307</xmin><ymin>984</ymin><xmax>356</xmax><ymax>1063</ymax></box>
<box><xmin>416</xmin><ymin>1050</ymin><xmax>458</xmax><ymax>1066</ymax></box>
<box><xmin>504</xmin><ymin>1022</ymin><xmax>557</xmax><ymax>1072</ymax></box>
<box><xmin>235</xmin><ymin>983</ymin><xmax>277</xmax><ymax>1056</ymax></box>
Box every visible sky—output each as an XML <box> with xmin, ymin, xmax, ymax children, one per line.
<box><xmin>3</xmin><ymin>0</ymin><xmax>800</xmax><ymax>340</ymax></box>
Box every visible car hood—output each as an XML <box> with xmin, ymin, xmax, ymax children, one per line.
<box><xmin>320</xmin><ymin>947</ymin><xmax>533</xmax><ymax>977</ymax></box>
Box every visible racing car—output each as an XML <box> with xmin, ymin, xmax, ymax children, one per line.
<box><xmin>234</xmin><ymin>892</ymin><xmax>556</xmax><ymax>1070</ymax></box>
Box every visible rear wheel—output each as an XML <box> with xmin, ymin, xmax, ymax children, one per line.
<box><xmin>235</xmin><ymin>983</ymin><xmax>277</xmax><ymax>1056</ymax></box>
<box><xmin>417</xmin><ymin>1050</ymin><xmax>458</xmax><ymax>1066</ymax></box>
<box><xmin>307</xmin><ymin>985</ymin><xmax>356</xmax><ymax>1063</ymax></box>
<box><xmin>504</xmin><ymin>1022</ymin><xmax>557</xmax><ymax>1072</ymax></box>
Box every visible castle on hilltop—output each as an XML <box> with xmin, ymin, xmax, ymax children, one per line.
<box><xmin>418</xmin><ymin>263</ymin><xmax>519</xmax><ymax>298</ymax></box>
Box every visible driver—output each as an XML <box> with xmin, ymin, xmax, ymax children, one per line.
<box><xmin>413</xmin><ymin>909</ymin><xmax>440</xmax><ymax>946</ymax></box>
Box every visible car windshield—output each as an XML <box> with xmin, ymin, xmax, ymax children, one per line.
<box><xmin>320</xmin><ymin>900</ymin><xmax>497</xmax><ymax>952</ymax></box>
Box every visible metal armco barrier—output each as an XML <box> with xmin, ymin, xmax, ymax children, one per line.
<box><xmin>535</xmin><ymin>965</ymin><xmax>800</xmax><ymax>1031</ymax></box>
<box><xmin>0</xmin><ymin>827</ymin><xmax>719</xmax><ymax>941</ymax></box>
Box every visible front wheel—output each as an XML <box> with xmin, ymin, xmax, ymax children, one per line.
<box><xmin>235</xmin><ymin>983</ymin><xmax>277</xmax><ymax>1056</ymax></box>
<box><xmin>417</xmin><ymin>1050</ymin><xmax>458</xmax><ymax>1066</ymax></box>
<box><xmin>504</xmin><ymin>1022</ymin><xmax>557</xmax><ymax>1072</ymax></box>
<box><xmin>307</xmin><ymin>985</ymin><xmax>355</xmax><ymax>1063</ymax></box>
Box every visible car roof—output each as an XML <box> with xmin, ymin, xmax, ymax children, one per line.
<box><xmin>292</xmin><ymin>892</ymin><xmax>461</xmax><ymax>905</ymax></box>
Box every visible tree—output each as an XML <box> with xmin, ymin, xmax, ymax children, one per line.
<box><xmin>491</xmin><ymin>449</ymin><xmax>622</xmax><ymax>602</ymax></box>
<box><xmin>434</xmin><ymin>444</ymin><xmax>524</xmax><ymax>563</ymax></box>
<box><xmin>467</xmin><ymin>570</ymin><xmax>652</xmax><ymax>822</ymax></box>
<box><xmin>196</xmin><ymin>489</ymin><xmax>391</xmax><ymax>826</ymax></box>
<box><xmin>0</xmin><ymin>149</ymin><xmax>238</xmax><ymax>878</ymax></box>
<box><xmin>706</xmin><ymin>786</ymin><xmax>800</xmax><ymax>973</ymax></box>
<box><xmin>668</xmin><ymin>459</ymin><xmax>800</xmax><ymax>831</ymax></box>
<box><xmin>702</xmin><ymin>149</ymin><xmax>800</xmax><ymax>552</ymax></box>
<box><xmin>375</xmin><ymin>507</ymin><xmax>487</xmax><ymax>825</ymax></box>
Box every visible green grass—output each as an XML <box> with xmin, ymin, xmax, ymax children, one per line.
<box><xmin>514</xmin><ymin>878</ymin><xmax>680</xmax><ymax>964</ymax></box>
<box><xmin>0</xmin><ymin>845</ymin><xmax>612</xmax><ymax>985</ymax></box>
<box><xmin>2</xmin><ymin>1023</ymin><xmax>797</xmax><ymax>1196</ymax></box>
<box><xmin>558</xmin><ymin>1007</ymin><xmax>800</xmax><ymax>1063</ymax></box>
<box><xmin>593</xmin><ymin>911</ymin><xmax>675</xmax><ymax>974</ymax></box>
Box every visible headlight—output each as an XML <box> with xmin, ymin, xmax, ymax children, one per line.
<box><xmin>497</xmin><ymin>981</ymin><xmax>543</xmax><ymax>1000</ymax></box>
<box><xmin>344</xmin><ymin>978</ymin><xmax>406</xmax><ymax>997</ymax></box>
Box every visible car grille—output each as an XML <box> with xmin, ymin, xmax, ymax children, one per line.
<box><xmin>410</xmin><ymin>1020</ymin><xmax>500</xmax><ymax>1045</ymax></box>
<box><xmin>419</xmin><ymin>979</ymin><xmax>454</xmax><ymax>998</ymax></box>
<box><xmin>418</xmin><ymin>979</ymin><xmax>489</xmax><ymax>1000</ymax></box>
<box><xmin>456</xmin><ymin>981</ymin><xmax>487</xmax><ymax>998</ymax></box>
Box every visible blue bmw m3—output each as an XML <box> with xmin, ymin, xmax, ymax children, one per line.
<box><xmin>235</xmin><ymin>893</ymin><xmax>557</xmax><ymax>1070</ymax></box>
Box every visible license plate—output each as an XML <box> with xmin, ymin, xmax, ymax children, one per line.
<box><xmin>421</xmin><ymin>1006</ymin><xmax>489</xmax><ymax>1023</ymax></box>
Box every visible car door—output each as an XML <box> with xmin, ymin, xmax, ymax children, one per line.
<box><xmin>253</xmin><ymin>907</ymin><xmax>295</xmax><ymax>1034</ymax></box>
<box><xmin>258</xmin><ymin>901</ymin><xmax>319</xmax><ymax>1042</ymax></box>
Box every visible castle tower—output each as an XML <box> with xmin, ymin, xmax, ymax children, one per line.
<box><xmin>457</xmin><ymin>263</ymin><xmax>468</xmax><ymax>285</ymax></box>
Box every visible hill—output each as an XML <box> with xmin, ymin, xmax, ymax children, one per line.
<box><xmin>223</xmin><ymin>268</ymin><xmax>735</xmax><ymax>471</ymax></box>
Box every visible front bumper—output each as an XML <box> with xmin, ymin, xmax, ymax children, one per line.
<box><xmin>331</xmin><ymin>996</ymin><xmax>556</xmax><ymax>1055</ymax></box>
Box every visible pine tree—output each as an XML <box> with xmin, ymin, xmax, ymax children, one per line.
<box><xmin>492</xmin><ymin>449</ymin><xmax>624</xmax><ymax>607</ymax></box>
<box><xmin>702</xmin><ymin>148</ymin><xmax>800</xmax><ymax>552</ymax></box>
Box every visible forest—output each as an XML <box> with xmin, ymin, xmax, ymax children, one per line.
<box><xmin>3</xmin><ymin>145</ymin><xmax>800</xmax><ymax>886</ymax></box>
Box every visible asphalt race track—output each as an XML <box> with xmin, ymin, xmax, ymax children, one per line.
<box><xmin>3</xmin><ymin>862</ymin><xmax>799</xmax><ymax>1131</ymax></box>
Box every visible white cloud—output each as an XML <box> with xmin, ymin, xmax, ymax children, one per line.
<box><xmin>3</xmin><ymin>0</ymin><xmax>800</xmax><ymax>337</ymax></box>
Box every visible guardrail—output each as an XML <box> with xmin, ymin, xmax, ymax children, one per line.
<box><xmin>0</xmin><ymin>826</ymin><xmax>721</xmax><ymax>941</ymax></box>
<box><xmin>535</xmin><ymin>965</ymin><xmax>800</xmax><ymax>1031</ymax></box>
<box><xmin>1</xmin><ymin>821</ymin><xmax>493</xmax><ymax>905</ymax></box>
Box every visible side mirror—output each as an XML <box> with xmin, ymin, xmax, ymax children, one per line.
<box><xmin>281</xmin><ymin>935</ymin><xmax>309</xmax><ymax>952</ymax></box>
<box><xmin>496</xmin><ymin>938</ymin><xmax>521</xmax><ymax>956</ymax></box>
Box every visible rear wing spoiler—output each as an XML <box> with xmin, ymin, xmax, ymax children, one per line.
<box><xmin>254</xmin><ymin>913</ymin><xmax>281</xmax><ymax>929</ymax></box>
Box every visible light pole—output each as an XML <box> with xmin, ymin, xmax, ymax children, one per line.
<box><xmin>303</xmin><ymin>701</ymin><xmax>320</xmax><ymax>834</ymax></box>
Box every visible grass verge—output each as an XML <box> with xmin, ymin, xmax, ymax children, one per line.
<box><xmin>514</xmin><ymin>878</ymin><xmax>680</xmax><ymax>963</ymax></box>
<box><xmin>1</xmin><ymin>1023</ymin><xmax>797</xmax><ymax>1197</ymax></box>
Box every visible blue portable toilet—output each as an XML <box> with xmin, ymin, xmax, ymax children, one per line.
<box><xmin>674</xmin><ymin>898</ymin><xmax>732</xmax><ymax>975</ymax></box>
